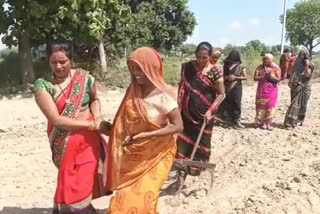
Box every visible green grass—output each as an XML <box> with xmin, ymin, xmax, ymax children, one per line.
<box><xmin>1</xmin><ymin>49</ymin><xmax>319</xmax><ymax>89</ymax></box>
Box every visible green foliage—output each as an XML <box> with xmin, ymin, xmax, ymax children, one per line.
<box><xmin>127</xmin><ymin>0</ymin><xmax>196</xmax><ymax>49</ymax></box>
<box><xmin>104</xmin><ymin>63</ymin><xmax>131</xmax><ymax>88</ymax></box>
<box><xmin>0</xmin><ymin>48</ymin><xmax>20</xmax><ymax>87</ymax></box>
<box><xmin>163</xmin><ymin>57</ymin><xmax>183</xmax><ymax>85</ymax></box>
<box><xmin>179</xmin><ymin>43</ymin><xmax>197</xmax><ymax>56</ymax></box>
<box><xmin>283</xmin><ymin>0</ymin><xmax>320</xmax><ymax>57</ymax></box>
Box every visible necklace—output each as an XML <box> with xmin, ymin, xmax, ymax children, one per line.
<box><xmin>54</xmin><ymin>72</ymin><xmax>72</xmax><ymax>104</ymax></box>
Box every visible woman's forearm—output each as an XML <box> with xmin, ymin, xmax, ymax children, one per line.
<box><xmin>254</xmin><ymin>71</ymin><xmax>261</xmax><ymax>81</ymax></box>
<box><xmin>236</xmin><ymin>76</ymin><xmax>247</xmax><ymax>81</ymax></box>
<box><xmin>50</xmin><ymin>116</ymin><xmax>91</xmax><ymax>130</ymax></box>
<box><xmin>211</xmin><ymin>93</ymin><xmax>225</xmax><ymax>110</ymax></box>
<box><xmin>145</xmin><ymin>123</ymin><xmax>183</xmax><ymax>138</ymax></box>
<box><xmin>90</xmin><ymin>99</ymin><xmax>101</xmax><ymax>119</ymax></box>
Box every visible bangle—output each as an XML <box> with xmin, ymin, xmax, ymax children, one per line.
<box><xmin>209</xmin><ymin>104</ymin><xmax>216</xmax><ymax>113</ymax></box>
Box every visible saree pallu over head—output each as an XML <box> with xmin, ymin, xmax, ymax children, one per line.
<box><xmin>255</xmin><ymin>61</ymin><xmax>280</xmax><ymax>124</ymax></box>
<box><xmin>105</xmin><ymin>47</ymin><xmax>177</xmax><ymax>191</ymax></box>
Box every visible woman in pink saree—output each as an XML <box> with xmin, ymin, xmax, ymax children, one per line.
<box><xmin>254</xmin><ymin>53</ymin><xmax>281</xmax><ymax>130</ymax></box>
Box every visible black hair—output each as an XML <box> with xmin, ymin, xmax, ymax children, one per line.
<box><xmin>46</xmin><ymin>42</ymin><xmax>73</xmax><ymax>59</ymax></box>
<box><xmin>195</xmin><ymin>42</ymin><xmax>213</xmax><ymax>56</ymax></box>
<box><xmin>283</xmin><ymin>49</ymin><xmax>290</xmax><ymax>53</ymax></box>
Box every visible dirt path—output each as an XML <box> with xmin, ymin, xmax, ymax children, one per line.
<box><xmin>1</xmin><ymin>83</ymin><xmax>320</xmax><ymax>214</ymax></box>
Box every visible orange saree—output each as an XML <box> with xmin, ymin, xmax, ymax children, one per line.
<box><xmin>105</xmin><ymin>48</ymin><xmax>177</xmax><ymax>214</ymax></box>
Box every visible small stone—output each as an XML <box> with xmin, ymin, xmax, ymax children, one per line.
<box><xmin>293</xmin><ymin>177</ymin><xmax>301</xmax><ymax>183</ymax></box>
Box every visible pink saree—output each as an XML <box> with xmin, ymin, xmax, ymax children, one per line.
<box><xmin>255</xmin><ymin>65</ymin><xmax>279</xmax><ymax>126</ymax></box>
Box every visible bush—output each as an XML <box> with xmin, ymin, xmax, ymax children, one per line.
<box><xmin>163</xmin><ymin>57</ymin><xmax>182</xmax><ymax>86</ymax></box>
<box><xmin>0</xmin><ymin>48</ymin><xmax>20</xmax><ymax>87</ymax></box>
<box><xmin>104</xmin><ymin>62</ymin><xmax>131</xmax><ymax>89</ymax></box>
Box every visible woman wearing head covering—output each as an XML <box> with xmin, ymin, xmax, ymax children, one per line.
<box><xmin>34</xmin><ymin>43</ymin><xmax>110</xmax><ymax>213</ymax></box>
<box><xmin>177</xmin><ymin>42</ymin><xmax>225</xmax><ymax>176</ymax></box>
<box><xmin>284</xmin><ymin>48</ymin><xmax>314</xmax><ymax>128</ymax></box>
<box><xmin>210</xmin><ymin>49</ymin><xmax>223</xmax><ymax>75</ymax></box>
<box><xmin>105</xmin><ymin>47</ymin><xmax>183</xmax><ymax>213</ymax></box>
<box><xmin>221</xmin><ymin>50</ymin><xmax>247</xmax><ymax>128</ymax></box>
<box><xmin>254</xmin><ymin>53</ymin><xmax>281</xmax><ymax>130</ymax></box>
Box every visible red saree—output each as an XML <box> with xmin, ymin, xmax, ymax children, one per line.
<box><xmin>48</xmin><ymin>70</ymin><xmax>104</xmax><ymax>213</ymax></box>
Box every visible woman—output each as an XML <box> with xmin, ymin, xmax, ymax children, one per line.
<box><xmin>210</xmin><ymin>49</ymin><xmax>223</xmax><ymax>75</ymax></box>
<box><xmin>284</xmin><ymin>48</ymin><xmax>313</xmax><ymax>128</ymax></box>
<box><xmin>105</xmin><ymin>47</ymin><xmax>183</xmax><ymax>214</ymax></box>
<box><xmin>222</xmin><ymin>50</ymin><xmax>247</xmax><ymax>128</ymax></box>
<box><xmin>279</xmin><ymin>49</ymin><xmax>290</xmax><ymax>81</ymax></box>
<box><xmin>177</xmin><ymin>42</ymin><xmax>225</xmax><ymax>176</ymax></box>
<box><xmin>34</xmin><ymin>43</ymin><xmax>110</xmax><ymax>214</ymax></box>
<box><xmin>287</xmin><ymin>52</ymin><xmax>297</xmax><ymax>79</ymax></box>
<box><xmin>254</xmin><ymin>53</ymin><xmax>281</xmax><ymax>130</ymax></box>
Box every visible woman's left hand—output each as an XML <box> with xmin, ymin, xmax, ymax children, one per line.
<box><xmin>204</xmin><ymin>110</ymin><xmax>214</xmax><ymax>121</ymax></box>
<box><xmin>132</xmin><ymin>132</ymin><xmax>151</xmax><ymax>140</ymax></box>
<box><xmin>226</xmin><ymin>75</ymin><xmax>236</xmax><ymax>82</ymax></box>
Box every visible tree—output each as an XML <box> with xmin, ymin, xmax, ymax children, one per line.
<box><xmin>0</xmin><ymin>1</ymin><xmax>129</xmax><ymax>83</ymax></box>
<box><xmin>43</xmin><ymin>0</ymin><xmax>130</xmax><ymax>76</ymax></box>
<box><xmin>283</xmin><ymin>0</ymin><xmax>320</xmax><ymax>59</ymax></box>
<box><xmin>128</xmin><ymin>0</ymin><xmax>196</xmax><ymax>50</ymax></box>
<box><xmin>0</xmin><ymin>0</ymin><xmax>53</xmax><ymax>85</ymax></box>
<box><xmin>179</xmin><ymin>43</ymin><xmax>197</xmax><ymax>56</ymax></box>
<box><xmin>245</xmin><ymin>40</ymin><xmax>268</xmax><ymax>53</ymax></box>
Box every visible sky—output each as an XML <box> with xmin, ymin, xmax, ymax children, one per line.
<box><xmin>0</xmin><ymin>0</ymin><xmax>299</xmax><ymax>50</ymax></box>
<box><xmin>185</xmin><ymin>0</ymin><xmax>299</xmax><ymax>48</ymax></box>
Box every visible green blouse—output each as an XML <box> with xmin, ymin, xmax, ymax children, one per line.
<box><xmin>34</xmin><ymin>73</ymin><xmax>94</xmax><ymax>107</ymax></box>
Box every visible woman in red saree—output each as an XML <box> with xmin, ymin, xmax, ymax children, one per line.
<box><xmin>105</xmin><ymin>47</ymin><xmax>183</xmax><ymax>214</ymax></box>
<box><xmin>34</xmin><ymin>43</ymin><xmax>111</xmax><ymax>214</ymax></box>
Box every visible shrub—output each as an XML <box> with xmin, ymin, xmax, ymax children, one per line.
<box><xmin>0</xmin><ymin>48</ymin><xmax>20</xmax><ymax>87</ymax></box>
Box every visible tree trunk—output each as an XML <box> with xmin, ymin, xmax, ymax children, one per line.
<box><xmin>309</xmin><ymin>44</ymin><xmax>313</xmax><ymax>60</ymax></box>
<box><xmin>98</xmin><ymin>37</ymin><xmax>107</xmax><ymax>77</ymax></box>
<box><xmin>18</xmin><ymin>33</ymin><xmax>35</xmax><ymax>86</ymax></box>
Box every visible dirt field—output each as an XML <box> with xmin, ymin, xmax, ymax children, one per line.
<box><xmin>1</xmin><ymin>82</ymin><xmax>320</xmax><ymax>214</ymax></box>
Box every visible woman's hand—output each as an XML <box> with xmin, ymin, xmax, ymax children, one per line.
<box><xmin>225</xmin><ymin>75</ymin><xmax>236</xmax><ymax>82</ymax></box>
<box><xmin>94</xmin><ymin>118</ymin><xmax>112</xmax><ymax>135</ymax></box>
<box><xmin>132</xmin><ymin>132</ymin><xmax>151</xmax><ymax>140</ymax></box>
<box><xmin>204</xmin><ymin>110</ymin><xmax>214</xmax><ymax>121</ymax></box>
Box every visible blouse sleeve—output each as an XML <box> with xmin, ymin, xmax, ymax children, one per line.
<box><xmin>160</xmin><ymin>93</ymin><xmax>178</xmax><ymax>115</ymax></box>
<box><xmin>207</xmin><ymin>67</ymin><xmax>223</xmax><ymax>83</ymax></box>
<box><xmin>34</xmin><ymin>78</ymin><xmax>56</xmax><ymax>95</ymax></box>
<box><xmin>87</xmin><ymin>74</ymin><xmax>95</xmax><ymax>89</ymax></box>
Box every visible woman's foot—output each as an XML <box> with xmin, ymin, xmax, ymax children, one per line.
<box><xmin>260</xmin><ymin>124</ymin><xmax>266</xmax><ymax>130</ymax></box>
<box><xmin>266</xmin><ymin>125</ymin><xmax>273</xmax><ymax>131</ymax></box>
<box><xmin>233</xmin><ymin>120</ymin><xmax>244</xmax><ymax>129</ymax></box>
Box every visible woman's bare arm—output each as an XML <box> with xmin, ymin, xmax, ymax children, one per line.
<box><xmin>212</xmin><ymin>80</ymin><xmax>225</xmax><ymax>108</ymax></box>
<box><xmin>35</xmin><ymin>91</ymin><xmax>91</xmax><ymax>130</ymax></box>
<box><xmin>254</xmin><ymin>70</ymin><xmax>262</xmax><ymax>81</ymax></box>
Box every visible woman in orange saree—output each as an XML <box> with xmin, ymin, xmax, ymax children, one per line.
<box><xmin>34</xmin><ymin>43</ymin><xmax>111</xmax><ymax>214</ymax></box>
<box><xmin>105</xmin><ymin>47</ymin><xmax>183</xmax><ymax>214</ymax></box>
